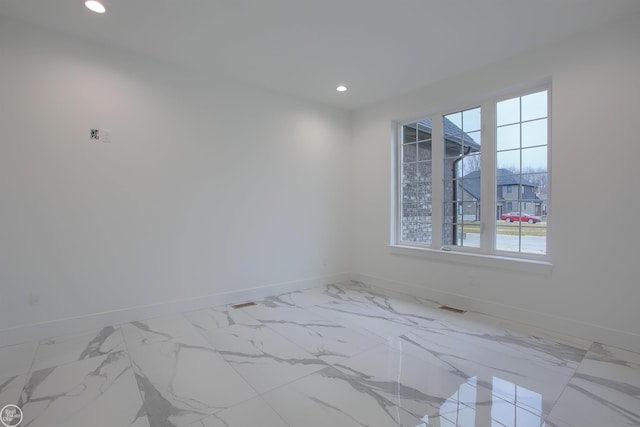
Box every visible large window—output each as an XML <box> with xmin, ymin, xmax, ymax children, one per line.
<box><xmin>443</xmin><ymin>107</ymin><xmax>481</xmax><ymax>249</ymax></box>
<box><xmin>496</xmin><ymin>91</ymin><xmax>548</xmax><ymax>254</ymax></box>
<box><xmin>394</xmin><ymin>87</ymin><xmax>549</xmax><ymax>260</ymax></box>
<box><xmin>400</xmin><ymin>120</ymin><xmax>433</xmax><ymax>245</ymax></box>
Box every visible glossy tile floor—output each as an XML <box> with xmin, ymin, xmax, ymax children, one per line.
<box><xmin>1</xmin><ymin>281</ymin><xmax>639</xmax><ymax>427</ymax></box>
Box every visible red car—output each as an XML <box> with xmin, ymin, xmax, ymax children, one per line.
<box><xmin>501</xmin><ymin>212</ymin><xmax>541</xmax><ymax>223</ymax></box>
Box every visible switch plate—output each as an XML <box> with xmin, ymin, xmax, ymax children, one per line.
<box><xmin>29</xmin><ymin>292</ymin><xmax>40</xmax><ymax>306</ymax></box>
<box><xmin>102</xmin><ymin>129</ymin><xmax>112</xmax><ymax>143</ymax></box>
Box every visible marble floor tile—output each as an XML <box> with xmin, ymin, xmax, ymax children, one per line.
<box><xmin>0</xmin><ymin>374</ymin><xmax>26</xmax><ymax>407</ymax></box>
<box><xmin>121</xmin><ymin>314</ymin><xmax>207</xmax><ymax>348</ymax></box>
<box><xmin>441</xmin><ymin>309</ymin><xmax>593</xmax><ymax>353</ymax></box>
<box><xmin>7</xmin><ymin>282</ymin><xmax>640</xmax><ymax>427</ymax></box>
<box><xmin>128</xmin><ymin>338</ymin><xmax>256</xmax><ymax>427</ymax></box>
<box><xmin>183</xmin><ymin>305</ymin><xmax>261</xmax><ymax>333</ymax></box>
<box><xmin>185</xmin><ymin>396</ymin><xmax>289</xmax><ymax>427</ymax></box>
<box><xmin>256</xmin><ymin>285</ymin><xmax>344</xmax><ymax>309</ymax></box>
<box><xmin>202</xmin><ymin>323</ymin><xmax>328</xmax><ymax>394</ymax></box>
<box><xmin>31</xmin><ymin>326</ymin><xmax>125</xmax><ymax>371</ymax></box>
<box><xmin>262</xmin><ymin>365</ymin><xmax>422</xmax><ymax>427</ymax></box>
<box><xmin>396</xmin><ymin>318</ymin><xmax>587</xmax><ymax>418</ymax></box>
<box><xmin>332</xmin><ymin>343</ymin><xmax>490</xmax><ymax>423</ymax></box>
<box><xmin>546</xmin><ymin>343</ymin><xmax>640</xmax><ymax>427</ymax></box>
<box><xmin>311</xmin><ymin>300</ymin><xmax>424</xmax><ymax>339</ymax></box>
<box><xmin>241</xmin><ymin>304</ymin><xmax>383</xmax><ymax>365</ymax></box>
<box><xmin>0</xmin><ymin>341</ymin><xmax>38</xmax><ymax>378</ymax></box>
<box><xmin>18</xmin><ymin>350</ymin><xmax>150</xmax><ymax>427</ymax></box>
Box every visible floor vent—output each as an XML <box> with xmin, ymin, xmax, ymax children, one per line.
<box><xmin>231</xmin><ymin>301</ymin><xmax>257</xmax><ymax>309</ymax></box>
<box><xmin>439</xmin><ymin>305</ymin><xmax>467</xmax><ymax>314</ymax></box>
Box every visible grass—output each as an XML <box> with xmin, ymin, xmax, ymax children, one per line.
<box><xmin>460</xmin><ymin>221</ymin><xmax>547</xmax><ymax>237</ymax></box>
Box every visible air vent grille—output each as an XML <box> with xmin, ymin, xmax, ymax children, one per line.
<box><xmin>231</xmin><ymin>301</ymin><xmax>257</xmax><ymax>309</ymax></box>
<box><xmin>439</xmin><ymin>305</ymin><xmax>467</xmax><ymax>314</ymax></box>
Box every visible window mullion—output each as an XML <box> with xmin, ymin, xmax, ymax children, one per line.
<box><xmin>391</xmin><ymin>122</ymin><xmax>401</xmax><ymax>245</ymax></box>
<box><xmin>480</xmin><ymin>101</ymin><xmax>496</xmax><ymax>253</ymax></box>
<box><xmin>431</xmin><ymin>116</ymin><xmax>444</xmax><ymax>248</ymax></box>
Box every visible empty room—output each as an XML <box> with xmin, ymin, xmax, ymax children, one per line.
<box><xmin>1</xmin><ymin>1</ymin><xmax>639</xmax><ymax>426</ymax></box>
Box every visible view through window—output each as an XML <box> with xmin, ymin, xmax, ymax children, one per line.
<box><xmin>395</xmin><ymin>87</ymin><xmax>549</xmax><ymax>258</ymax></box>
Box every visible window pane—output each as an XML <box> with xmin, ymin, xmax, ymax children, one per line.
<box><xmin>402</xmin><ymin>163</ymin><xmax>417</xmax><ymax>183</ymax></box>
<box><xmin>455</xmin><ymin>161</ymin><xmax>464</xmax><ymax>179</ymax></box>
<box><xmin>497</xmin><ymin>150</ymin><xmax>520</xmax><ymax>174</ymax></box>
<box><xmin>417</xmin><ymin>183</ymin><xmax>431</xmax><ymax>207</ymax></box>
<box><xmin>497</xmin><ymin>123</ymin><xmax>520</xmax><ymax>151</ymax></box>
<box><xmin>462</xmin><ymin>178</ymin><xmax>480</xmax><ymax>201</ymax></box>
<box><xmin>462</xmin><ymin>154</ymin><xmax>481</xmax><ymax>175</ymax></box>
<box><xmin>522</xmin><ymin>119</ymin><xmax>547</xmax><ymax>148</ymax></box>
<box><xmin>497</xmin><ymin>97</ymin><xmax>520</xmax><ymax>126</ymax></box>
<box><xmin>444</xmin><ymin>139</ymin><xmax>463</xmax><ymax>159</ymax></box>
<box><xmin>461</xmin><ymin>211</ymin><xmax>480</xmax><ymax>248</ymax></box>
<box><xmin>403</xmin><ymin>143</ymin><xmax>417</xmax><ymax>163</ymax></box>
<box><xmin>417</xmin><ymin>162</ymin><xmax>432</xmax><ymax>182</ymax></box>
<box><xmin>463</xmin><ymin>107</ymin><xmax>481</xmax><ymax>132</ymax></box>
<box><xmin>521</xmin><ymin>217</ymin><xmax>546</xmax><ymax>254</ymax></box>
<box><xmin>416</xmin><ymin>119</ymin><xmax>433</xmax><ymax>141</ymax></box>
<box><xmin>443</xmin><ymin>180</ymin><xmax>460</xmax><ymax>202</ymax></box>
<box><xmin>445</xmin><ymin>112</ymin><xmax>462</xmax><ymax>129</ymax></box>
<box><xmin>522</xmin><ymin>146</ymin><xmax>547</xmax><ymax>171</ymax></box>
<box><xmin>418</xmin><ymin>140</ymin><xmax>432</xmax><ymax>161</ymax></box>
<box><xmin>403</xmin><ymin>203</ymin><xmax>417</xmax><ymax>217</ymax></box>
<box><xmin>403</xmin><ymin>123</ymin><xmax>417</xmax><ymax>143</ymax></box>
<box><xmin>465</xmin><ymin>130</ymin><xmax>481</xmax><ymax>149</ymax></box>
<box><xmin>521</xmin><ymin>173</ymin><xmax>547</xmax><ymax>191</ymax></box>
<box><xmin>402</xmin><ymin>182</ymin><xmax>416</xmax><ymax>203</ymax></box>
<box><xmin>416</xmin><ymin>220</ymin><xmax>432</xmax><ymax>243</ymax></box>
<box><xmin>402</xmin><ymin>219</ymin><xmax>417</xmax><ymax>242</ymax></box>
<box><xmin>521</xmin><ymin>90</ymin><xmax>547</xmax><ymax>122</ymax></box>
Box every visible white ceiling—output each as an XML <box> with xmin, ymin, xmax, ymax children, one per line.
<box><xmin>2</xmin><ymin>0</ymin><xmax>640</xmax><ymax>110</ymax></box>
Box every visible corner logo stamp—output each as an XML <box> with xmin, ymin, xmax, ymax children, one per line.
<box><xmin>0</xmin><ymin>405</ymin><xmax>22</xmax><ymax>427</ymax></box>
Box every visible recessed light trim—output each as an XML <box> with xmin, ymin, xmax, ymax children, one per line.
<box><xmin>85</xmin><ymin>0</ymin><xmax>106</xmax><ymax>14</ymax></box>
<box><xmin>336</xmin><ymin>85</ymin><xmax>347</xmax><ymax>92</ymax></box>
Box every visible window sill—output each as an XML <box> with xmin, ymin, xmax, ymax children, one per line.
<box><xmin>389</xmin><ymin>245</ymin><xmax>553</xmax><ymax>275</ymax></box>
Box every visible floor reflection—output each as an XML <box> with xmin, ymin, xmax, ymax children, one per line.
<box><xmin>418</xmin><ymin>376</ymin><xmax>543</xmax><ymax>426</ymax></box>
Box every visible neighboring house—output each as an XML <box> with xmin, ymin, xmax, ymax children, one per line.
<box><xmin>459</xmin><ymin>169</ymin><xmax>542</xmax><ymax>220</ymax></box>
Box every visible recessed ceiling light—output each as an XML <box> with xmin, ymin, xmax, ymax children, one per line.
<box><xmin>336</xmin><ymin>85</ymin><xmax>347</xmax><ymax>92</ymax></box>
<box><xmin>85</xmin><ymin>1</ymin><xmax>106</xmax><ymax>14</ymax></box>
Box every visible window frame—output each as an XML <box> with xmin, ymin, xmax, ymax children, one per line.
<box><xmin>391</xmin><ymin>82</ymin><xmax>552</xmax><ymax>271</ymax></box>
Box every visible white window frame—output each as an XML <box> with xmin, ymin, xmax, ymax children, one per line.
<box><xmin>390</xmin><ymin>82</ymin><xmax>552</xmax><ymax>274</ymax></box>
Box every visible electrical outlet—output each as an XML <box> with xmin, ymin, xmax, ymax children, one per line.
<box><xmin>29</xmin><ymin>292</ymin><xmax>40</xmax><ymax>306</ymax></box>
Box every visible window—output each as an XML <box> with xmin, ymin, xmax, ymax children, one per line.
<box><xmin>443</xmin><ymin>107</ymin><xmax>481</xmax><ymax>249</ymax></box>
<box><xmin>399</xmin><ymin>120</ymin><xmax>433</xmax><ymax>244</ymax></box>
<box><xmin>394</xmin><ymin>86</ymin><xmax>549</xmax><ymax>260</ymax></box>
<box><xmin>496</xmin><ymin>90</ymin><xmax>548</xmax><ymax>254</ymax></box>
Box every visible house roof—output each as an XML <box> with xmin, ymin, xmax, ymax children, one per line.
<box><xmin>413</xmin><ymin>118</ymin><xmax>480</xmax><ymax>156</ymax></box>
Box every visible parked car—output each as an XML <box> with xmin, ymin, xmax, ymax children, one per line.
<box><xmin>501</xmin><ymin>212</ymin><xmax>541</xmax><ymax>223</ymax></box>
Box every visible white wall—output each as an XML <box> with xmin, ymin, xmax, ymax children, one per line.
<box><xmin>0</xmin><ymin>17</ymin><xmax>351</xmax><ymax>344</ymax></box>
<box><xmin>3</xmin><ymin>12</ymin><xmax>640</xmax><ymax>352</ymax></box>
<box><xmin>350</xmin><ymin>13</ymin><xmax>640</xmax><ymax>351</ymax></box>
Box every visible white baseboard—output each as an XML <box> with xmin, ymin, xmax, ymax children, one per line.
<box><xmin>0</xmin><ymin>272</ymin><xmax>350</xmax><ymax>347</ymax></box>
<box><xmin>350</xmin><ymin>272</ymin><xmax>640</xmax><ymax>354</ymax></box>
